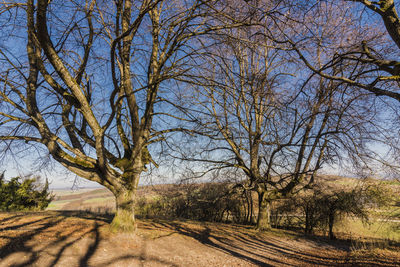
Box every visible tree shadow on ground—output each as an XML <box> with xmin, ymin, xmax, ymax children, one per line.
<box><xmin>1</xmin><ymin>212</ymin><xmax>399</xmax><ymax>266</ymax></box>
<box><xmin>0</xmin><ymin>211</ymin><xmax>178</xmax><ymax>267</ymax></box>
<box><xmin>139</xmin><ymin>219</ymin><xmax>400</xmax><ymax>267</ymax></box>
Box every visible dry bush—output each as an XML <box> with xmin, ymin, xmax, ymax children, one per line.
<box><xmin>135</xmin><ymin>182</ymin><xmax>252</xmax><ymax>223</ymax></box>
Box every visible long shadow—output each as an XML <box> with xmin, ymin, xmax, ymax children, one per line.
<box><xmin>57</xmin><ymin>210</ymin><xmax>114</xmax><ymax>223</ymax></box>
<box><xmin>231</xmin><ymin>231</ymin><xmax>343</xmax><ymax>262</ymax></box>
<box><xmin>0</xmin><ymin>212</ymin><xmax>180</xmax><ymax>267</ymax></box>
<box><xmin>218</xmin><ymin>227</ymin><xmax>348</xmax><ymax>266</ymax></box>
<box><xmin>160</xmin><ymin>221</ymin><xmax>276</xmax><ymax>266</ymax></box>
<box><xmin>0</xmin><ymin>217</ymin><xmax>51</xmax><ymax>231</ymax></box>
<box><xmin>0</xmin><ymin>215</ymin><xmax>65</xmax><ymax>267</ymax></box>
<box><xmin>214</xmin><ymin>232</ymin><xmax>337</xmax><ymax>266</ymax></box>
<box><xmin>0</xmin><ymin>212</ymin><xmax>103</xmax><ymax>267</ymax></box>
<box><xmin>243</xmin><ymin>231</ymin><xmax>400</xmax><ymax>266</ymax></box>
<box><xmin>44</xmin><ymin>224</ymin><xmax>97</xmax><ymax>266</ymax></box>
<box><xmin>79</xmin><ymin>222</ymin><xmax>100</xmax><ymax>267</ymax></box>
<box><xmin>147</xmin><ymin>221</ymin><xmax>400</xmax><ymax>267</ymax></box>
<box><xmin>203</xmin><ymin>224</ymin><xmax>350</xmax><ymax>260</ymax></box>
<box><xmin>0</xmin><ymin>213</ymin><xmax>26</xmax><ymax>225</ymax></box>
<box><xmin>2</xmin><ymin>213</ymin><xmax>399</xmax><ymax>266</ymax></box>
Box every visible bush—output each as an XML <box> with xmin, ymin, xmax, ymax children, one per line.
<box><xmin>271</xmin><ymin>180</ymin><xmax>393</xmax><ymax>239</ymax></box>
<box><xmin>135</xmin><ymin>182</ymin><xmax>253</xmax><ymax>223</ymax></box>
<box><xmin>0</xmin><ymin>173</ymin><xmax>54</xmax><ymax>211</ymax></box>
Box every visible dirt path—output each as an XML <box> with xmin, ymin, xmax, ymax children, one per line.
<box><xmin>0</xmin><ymin>212</ymin><xmax>399</xmax><ymax>266</ymax></box>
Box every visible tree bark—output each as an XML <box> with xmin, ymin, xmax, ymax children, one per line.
<box><xmin>110</xmin><ymin>188</ymin><xmax>137</xmax><ymax>232</ymax></box>
<box><xmin>109</xmin><ymin>170</ymin><xmax>141</xmax><ymax>232</ymax></box>
<box><xmin>256</xmin><ymin>192</ymin><xmax>271</xmax><ymax>231</ymax></box>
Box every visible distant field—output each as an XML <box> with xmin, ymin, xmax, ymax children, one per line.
<box><xmin>47</xmin><ymin>188</ymin><xmax>114</xmax><ymax>212</ymax></box>
<box><xmin>47</xmin><ymin>184</ymin><xmax>171</xmax><ymax>212</ymax></box>
<box><xmin>50</xmin><ymin>188</ymin><xmax>98</xmax><ymax>196</ymax></box>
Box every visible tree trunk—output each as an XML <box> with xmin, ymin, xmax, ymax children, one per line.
<box><xmin>250</xmin><ymin>193</ymin><xmax>255</xmax><ymax>224</ymax></box>
<box><xmin>305</xmin><ymin>204</ymin><xmax>313</xmax><ymax>235</ymax></box>
<box><xmin>245</xmin><ymin>191</ymin><xmax>250</xmax><ymax>224</ymax></box>
<box><xmin>256</xmin><ymin>192</ymin><xmax>271</xmax><ymax>231</ymax></box>
<box><xmin>328</xmin><ymin>212</ymin><xmax>335</xmax><ymax>240</ymax></box>
<box><xmin>110</xmin><ymin>188</ymin><xmax>137</xmax><ymax>232</ymax></box>
<box><xmin>305</xmin><ymin>207</ymin><xmax>310</xmax><ymax>234</ymax></box>
<box><xmin>110</xmin><ymin>169</ymin><xmax>141</xmax><ymax>232</ymax></box>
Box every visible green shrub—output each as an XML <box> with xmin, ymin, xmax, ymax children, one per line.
<box><xmin>0</xmin><ymin>173</ymin><xmax>54</xmax><ymax>211</ymax></box>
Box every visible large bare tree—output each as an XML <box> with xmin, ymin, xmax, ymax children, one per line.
<box><xmin>177</xmin><ymin>20</ymin><xmax>374</xmax><ymax>229</ymax></box>
<box><xmin>0</xmin><ymin>0</ymin><xmax>247</xmax><ymax>230</ymax></box>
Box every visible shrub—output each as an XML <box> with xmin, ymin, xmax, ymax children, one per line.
<box><xmin>135</xmin><ymin>182</ymin><xmax>252</xmax><ymax>223</ymax></box>
<box><xmin>270</xmin><ymin>180</ymin><xmax>394</xmax><ymax>239</ymax></box>
<box><xmin>0</xmin><ymin>173</ymin><xmax>54</xmax><ymax>211</ymax></box>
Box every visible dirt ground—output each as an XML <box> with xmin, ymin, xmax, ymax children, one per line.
<box><xmin>0</xmin><ymin>212</ymin><xmax>399</xmax><ymax>267</ymax></box>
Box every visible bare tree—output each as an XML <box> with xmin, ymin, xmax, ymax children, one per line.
<box><xmin>176</xmin><ymin>17</ymin><xmax>373</xmax><ymax>229</ymax></box>
<box><xmin>0</xmin><ymin>0</ymin><xmax>248</xmax><ymax>231</ymax></box>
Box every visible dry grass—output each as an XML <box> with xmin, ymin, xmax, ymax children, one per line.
<box><xmin>1</xmin><ymin>211</ymin><xmax>400</xmax><ymax>266</ymax></box>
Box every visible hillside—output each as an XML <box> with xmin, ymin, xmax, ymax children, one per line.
<box><xmin>1</xmin><ymin>211</ymin><xmax>399</xmax><ymax>266</ymax></box>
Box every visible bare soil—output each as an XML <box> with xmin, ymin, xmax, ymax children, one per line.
<box><xmin>0</xmin><ymin>211</ymin><xmax>399</xmax><ymax>267</ymax></box>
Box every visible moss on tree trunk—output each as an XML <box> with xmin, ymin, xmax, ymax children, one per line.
<box><xmin>110</xmin><ymin>188</ymin><xmax>137</xmax><ymax>232</ymax></box>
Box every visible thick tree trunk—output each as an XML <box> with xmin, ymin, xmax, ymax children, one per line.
<box><xmin>110</xmin><ymin>170</ymin><xmax>141</xmax><ymax>232</ymax></box>
<box><xmin>256</xmin><ymin>192</ymin><xmax>271</xmax><ymax>231</ymax></box>
<box><xmin>110</xmin><ymin>188</ymin><xmax>137</xmax><ymax>232</ymax></box>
